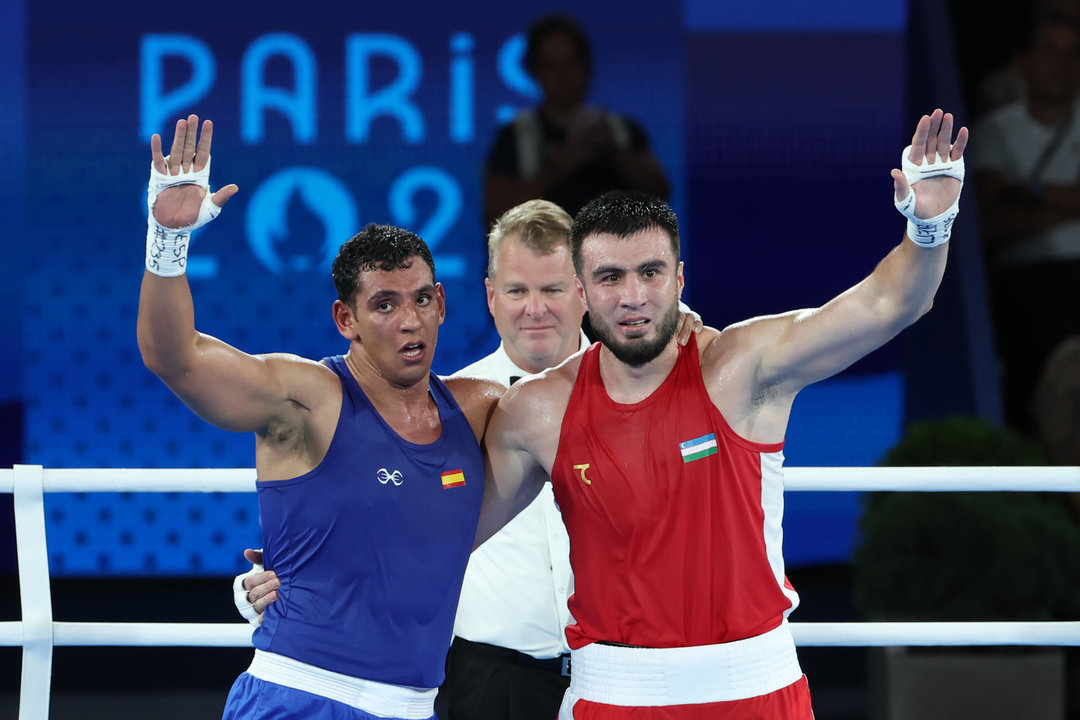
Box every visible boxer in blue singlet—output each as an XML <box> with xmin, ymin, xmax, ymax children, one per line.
<box><xmin>138</xmin><ymin>114</ymin><xmax>503</xmax><ymax>720</ymax></box>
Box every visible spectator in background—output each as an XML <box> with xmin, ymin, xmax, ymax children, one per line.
<box><xmin>976</xmin><ymin>0</ymin><xmax>1080</xmax><ymax>117</ymax></box>
<box><xmin>972</xmin><ymin>13</ymin><xmax>1080</xmax><ymax>435</ymax></box>
<box><xmin>483</xmin><ymin>14</ymin><xmax>670</xmax><ymax>230</ymax></box>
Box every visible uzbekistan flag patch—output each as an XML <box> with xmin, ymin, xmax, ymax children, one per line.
<box><xmin>679</xmin><ymin>433</ymin><xmax>718</xmax><ymax>463</ymax></box>
<box><xmin>441</xmin><ymin>469</ymin><xmax>466</xmax><ymax>489</ymax></box>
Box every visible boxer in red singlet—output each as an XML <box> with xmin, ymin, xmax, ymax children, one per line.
<box><xmin>477</xmin><ymin>110</ymin><xmax>968</xmax><ymax>719</ymax></box>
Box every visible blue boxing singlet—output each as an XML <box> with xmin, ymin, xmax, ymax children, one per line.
<box><xmin>251</xmin><ymin>356</ymin><xmax>484</xmax><ymax>688</ymax></box>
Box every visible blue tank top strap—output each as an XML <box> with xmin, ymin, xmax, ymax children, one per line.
<box><xmin>323</xmin><ymin>355</ymin><xmax>359</xmax><ymax>405</ymax></box>
<box><xmin>427</xmin><ymin>372</ymin><xmax>465</xmax><ymax>423</ymax></box>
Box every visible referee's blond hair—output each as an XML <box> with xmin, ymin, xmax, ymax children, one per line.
<box><xmin>487</xmin><ymin>200</ymin><xmax>573</xmax><ymax>279</ymax></box>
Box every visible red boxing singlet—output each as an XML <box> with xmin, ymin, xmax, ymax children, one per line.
<box><xmin>551</xmin><ymin>334</ymin><xmax>799</xmax><ymax>650</ymax></box>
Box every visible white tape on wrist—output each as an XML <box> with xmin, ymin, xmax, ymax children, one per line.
<box><xmin>145</xmin><ymin>155</ymin><xmax>222</xmax><ymax>277</ymax></box>
<box><xmin>233</xmin><ymin>563</ymin><xmax>264</xmax><ymax>627</ymax></box>
<box><xmin>894</xmin><ymin>145</ymin><xmax>964</xmax><ymax>248</ymax></box>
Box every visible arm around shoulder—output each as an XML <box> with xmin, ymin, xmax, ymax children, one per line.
<box><xmin>473</xmin><ymin>375</ymin><xmax>562</xmax><ymax>549</ymax></box>
<box><xmin>444</xmin><ymin>376</ymin><xmax>505</xmax><ymax>444</ymax></box>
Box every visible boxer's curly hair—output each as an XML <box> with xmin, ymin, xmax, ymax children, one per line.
<box><xmin>331</xmin><ymin>224</ymin><xmax>435</xmax><ymax>304</ymax></box>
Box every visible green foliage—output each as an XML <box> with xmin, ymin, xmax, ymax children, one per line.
<box><xmin>853</xmin><ymin>417</ymin><xmax>1080</xmax><ymax>621</ymax></box>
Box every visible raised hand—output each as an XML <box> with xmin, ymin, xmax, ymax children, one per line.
<box><xmin>150</xmin><ymin>114</ymin><xmax>238</xmax><ymax>229</ymax></box>
<box><xmin>891</xmin><ymin>109</ymin><xmax>969</xmax><ymax>220</ymax></box>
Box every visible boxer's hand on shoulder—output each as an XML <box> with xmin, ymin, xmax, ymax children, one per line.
<box><xmin>676</xmin><ymin>303</ymin><xmax>703</xmax><ymax>346</ymax></box>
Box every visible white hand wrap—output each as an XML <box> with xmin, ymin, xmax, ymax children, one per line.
<box><xmin>233</xmin><ymin>562</ymin><xmax>264</xmax><ymax>627</ymax></box>
<box><xmin>894</xmin><ymin>145</ymin><xmax>965</xmax><ymax>248</ymax></box>
<box><xmin>145</xmin><ymin>156</ymin><xmax>222</xmax><ymax>277</ymax></box>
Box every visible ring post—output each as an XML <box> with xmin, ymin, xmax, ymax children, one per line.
<box><xmin>14</xmin><ymin>464</ymin><xmax>53</xmax><ymax>720</ymax></box>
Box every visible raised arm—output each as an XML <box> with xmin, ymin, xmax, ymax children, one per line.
<box><xmin>741</xmin><ymin>109</ymin><xmax>968</xmax><ymax>399</ymax></box>
<box><xmin>137</xmin><ymin>115</ymin><xmax>325</xmax><ymax>434</ymax></box>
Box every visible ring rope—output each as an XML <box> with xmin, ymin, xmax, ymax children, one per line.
<box><xmin>1</xmin><ymin>465</ymin><xmax>1076</xmax><ymax>493</ymax></box>
<box><xmin>0</xmin><ymin>621</ymin><xmax>1076</xmax><ymax>648</ymax></box>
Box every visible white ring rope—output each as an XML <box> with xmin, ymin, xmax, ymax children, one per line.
<box><xmin>791</xmin><ymin>621</ymin><xmax>1080</xmax><ymax>647</ymax></box>
<box><xmin>4</xmin><ymin>464</ymin><xmax>1079</xmax><ymax>717</ymax></box>
<box><xmin>784</xmin><ymin>465</ymin><xmax>1080</xmax><ymax>492</ymax></box>
<box><xmin>0</xmin><ymin>467</ymin><xmax>257</xmax><ymax>493</ymax></box>
<box><xmin>0</xmin><ymin>620</ymin><xmax>1075</xmax><ymax>648</ymax></box>
<box><xmin>1</xmin><ymin>465</ymin><xmax>1076</xmax><ymax>493</ymax></box>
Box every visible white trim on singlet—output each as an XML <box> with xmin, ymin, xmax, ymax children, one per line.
<box><xmin>760</xmin><ymin>449</ymin><xmax>801</xmax><ymax>615</ymax></box>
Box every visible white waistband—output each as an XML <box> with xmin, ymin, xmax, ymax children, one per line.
<box><xmin>246</xmin><ymin>650</ymin><xmax>436</xmax><ymax>719</ymax></box>
<box><xmin>569</xmin><ymin>622</ymin><xmax>802</xmax><ymax>706</ymax></box>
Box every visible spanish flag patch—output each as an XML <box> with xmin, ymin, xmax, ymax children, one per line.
<box><xmin>441</xmin><ymin>469</ymin><xmax>466</xmax><ymax>489</ymax></box>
